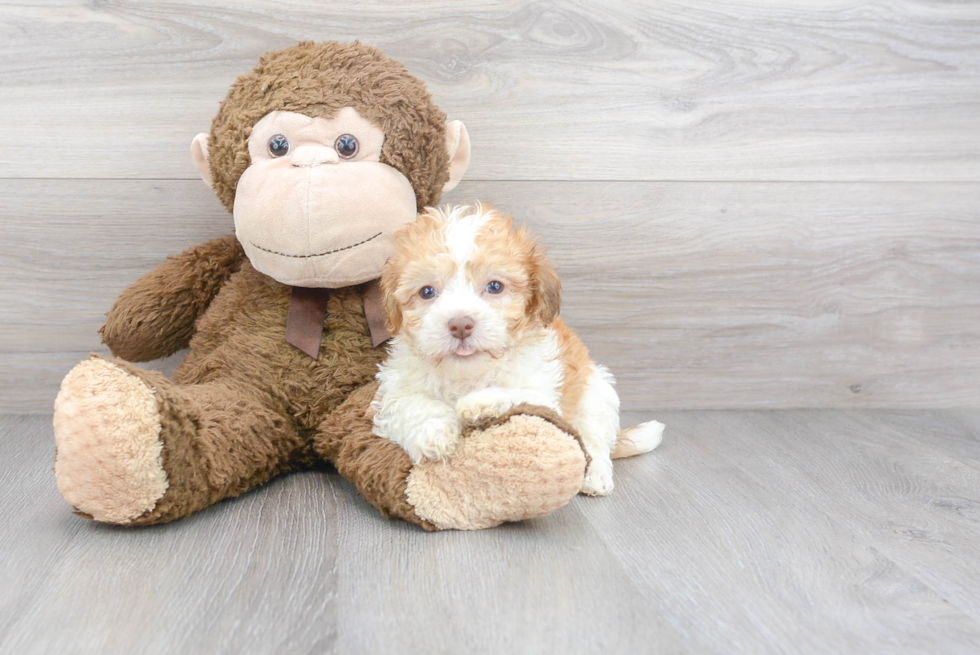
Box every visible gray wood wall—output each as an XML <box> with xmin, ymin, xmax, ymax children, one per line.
<box><xmin>1</xmin><ymin>1</ymin><xmax>978</xmax><ymax>412</ymax></box>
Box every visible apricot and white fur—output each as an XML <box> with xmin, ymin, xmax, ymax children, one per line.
<box><xmin>372</xmin><ymin>203</ymin><xmax>663</xmax><ymax>495</ymax></box>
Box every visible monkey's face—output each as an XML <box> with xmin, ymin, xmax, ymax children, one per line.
<box><xmin>231</xmin><ymin>108</ymin><xmax>418</xmax><ymax>288</ymax></box>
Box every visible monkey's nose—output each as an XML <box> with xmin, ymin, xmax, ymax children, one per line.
<box><xmin>448</xmin><ymin>316</ymin><xmax>475</xmax><ymax>340</ymax></box>
<box><xmin>291</xmin><ymin>145</ymin><xmax>339</xmax><ymax>167</ymax></box>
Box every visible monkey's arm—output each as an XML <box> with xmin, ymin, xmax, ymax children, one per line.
<box><xmin>100</xmin><ymin>234</ymin><xmax>245</xmax><ymax>362</ymax></box>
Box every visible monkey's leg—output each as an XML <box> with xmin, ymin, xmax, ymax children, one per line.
<box><xmin>53</xmin><ymin>356</ymin><xmax>304</xmax><ymax>525</ymax></box>
<box><xmin>313</xmin><ymin>382</ymin><xmax>588</xmax><ymax>531</ymax></box>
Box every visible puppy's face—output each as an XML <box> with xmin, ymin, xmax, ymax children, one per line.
<box><xmin>382</xmin><ymin>203</ymin><xmax>560</xmax><ymax>367</ymax></box>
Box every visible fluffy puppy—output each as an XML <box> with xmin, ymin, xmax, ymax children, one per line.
<box><xmin>372</xmin><ymin>203</ymin><xmax>663</xmax><ymax>495</ymax></box>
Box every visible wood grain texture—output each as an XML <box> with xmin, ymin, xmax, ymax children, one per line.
<box><xmin>3</xmin><ymin>410</ymin><xmax>980</xmax><ymax>654</ymax></box>
<box><xmin>0</xmin><ymin>1</ymin><xmax>978</xmax><ymax>181</ymax></box>
<box><xmin>1</xmin><ymin>1</ymin><xmax>978</xmax><ymax>411</ymax></box>
<box><xmin>0</xmin><ymin>414</ymin><xmax>340</xmax><ymax>655</ymax></box>
<box><xmin>324</xmin><ymin>477</ymin><xmax>689</xmax><ymax>654</ymax></box>
<box><xmin>2</xmin><ymin>179</ymin><xmax>977</xmax><ymax>412</ymax></box>
<box><xmin>587</xmin><ymin>409</ymin><xmax>980</xmax><ymax>654</ymax></box>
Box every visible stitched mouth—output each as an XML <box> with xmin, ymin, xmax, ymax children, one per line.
<box><xmin>250</xmin><ymin>232</ymin><xmax>382</xmax><ymax>259</ymax></box>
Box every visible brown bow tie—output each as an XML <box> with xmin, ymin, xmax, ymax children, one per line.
<box><xmin>285</xmin><ymin>279</ymin><xmax>391</xmax><ymax>358</ymax></box>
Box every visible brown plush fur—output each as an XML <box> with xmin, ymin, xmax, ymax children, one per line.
<box><xmin>101</xmin><ymin>235</ymin><xmax>245</xmax><ymax>362</ymax></box>
<box><xmin>208</xmin><ymin>41</ymin><xmax>450</xmax><ymax>213</ymax></box>
<box><xmin>108</xmin><ymin>262</ymin><xmax>391</xmax><ymax>524</ymax></box>
<box><xmin>102</xmin><ymin>260</ymin><xmax>389</xmax><ymax>524</ymax></box>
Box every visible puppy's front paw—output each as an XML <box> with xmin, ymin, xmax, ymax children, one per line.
<box><xmin>581</xmin><ymin>457</ymin><xmax>615</xmax><ymax>496</ymax></box>
<box><xmin>404</xmin><ymin>418</ymin><xmax>462</xmax><ymax>464</ymax></box>
<box><xmin>455</xmin><ymin>390</ymin><xmax>514</xmax><ymax>425</ymax></box>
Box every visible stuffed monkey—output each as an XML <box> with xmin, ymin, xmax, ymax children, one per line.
<box><xmin>52</xmin><ymin>41</ymin><xmax>587</xmax><ymax>530</ymax></box>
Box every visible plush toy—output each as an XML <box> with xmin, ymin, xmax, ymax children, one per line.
<box><xmin>51</xmin><ymin>41</ymin><xmax>589</xmax><ymax>531</ymax></box>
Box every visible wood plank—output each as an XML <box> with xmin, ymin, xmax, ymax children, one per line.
<box><xmin>579</xmin><ymin>410</ymin><xmax>980</xmax><ymax>654</ymax></box>
<box><xmin>2</xmin><ymin>179</ymin><xmax>978</xmax><ymax>412</ymax></box>
<box><xmin>324</xmin><ymin>474</ymin><xmax>689</xmax><ymax>654</ymax></box>
<box><xmin>0</xmin><ymin>1</ymin><xmax>978</xmax><ymax>181</ymax></box>
<box><xmin>4</xmin><ymin>411</ymin><xmax>980</xmax><ymax>653</ymax></box>
<box><xmin>0</xmin><ymin>351</ymin><xmax>187</xmax><ymax>416</ymax></box>
<box><xmin>776</xmin><ymin>410</ymin><xmax>980</xmax><ymax>621</ymax></box>
<box><xmin>610</xmin><ymin>410</ymin><xmax>980</xmax><ymax>625</ymax></box>
<box><xmin>0</xmin><ymin>414</ymin><xmax>341</xmax><ymax>655</ymax></box>
<box><xmin>493</xmin><ymin>181</ymin><xmax>980</xmax><ymax>410</ymax></box>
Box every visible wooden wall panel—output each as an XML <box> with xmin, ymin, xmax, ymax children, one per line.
<box><xmin>1</xmin><ymin>1</ymin><xmax>977</xmax><ymax>411</ymax></box>
<box><xmin>2</xmin><ymin>179</ymin><xmax>977</xmax><ymax>412</ymax></box>
<box><xmin>0</xmin><ymin>1</ymin><xmax>977</xmax><ymax>181</ymax></box>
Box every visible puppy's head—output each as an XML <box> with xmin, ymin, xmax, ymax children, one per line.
<box><xmin>381</xmin><ymin>202</ymin><xmax>560</xmax><ymax>366</ymax></box>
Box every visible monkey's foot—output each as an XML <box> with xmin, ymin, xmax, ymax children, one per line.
<box><xmin>405</xmin><ymin>406</ymin><xmax>588</xmax><ymax>530</ymax></box>
<box><xmin>53</xmin><ymin>358</ymin><xmax>168</xmax><ymax>524</ymax></box>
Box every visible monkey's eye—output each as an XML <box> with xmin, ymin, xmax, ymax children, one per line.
<box><xmin>486</xmin><ymin>280</ymin><xmax>505</xmax><ymax>294</ymax></box>
<box><xmin>268</xmin><ymin>134</ymin><xmax>290</xmax><ymax>158</ymax></box>
<box><xmin>419</xmin><ymin>286</ymin><xmax>437</xmax><ymax>300</ymax></box>
<box><xmin>335</xmin><ymin>134</ymin><xmax>359</xmax><ymax>159</ymax></box>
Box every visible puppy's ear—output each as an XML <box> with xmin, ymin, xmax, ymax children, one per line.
<box><xmin>380</xmin><ymin>259</ymin><xmax>403</xmax><ymax>335</ymax></box>
<box><xmin>529</xmin><ymin>246</ymin><xmax>561</xmax><ymax>324</ymax></box>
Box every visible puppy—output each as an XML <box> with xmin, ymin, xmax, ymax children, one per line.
<box><xmin>372</xmin><ymin>203</ymin><xmax>663</xmax><ymax>495</ymax></box>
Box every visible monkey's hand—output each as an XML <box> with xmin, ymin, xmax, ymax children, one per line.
<box><xmin>100</xmin><ymin>234</ymin><xmax>245</xmax><ymax>362</ymax></box>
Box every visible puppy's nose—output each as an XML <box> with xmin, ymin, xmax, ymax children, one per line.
<box><xmin>448</xmin><ymin>316</ymin><xmax>475</xmax><ymax>340</ymax></box>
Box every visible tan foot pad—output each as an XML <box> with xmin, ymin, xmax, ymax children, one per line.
<box><xmin>405</xmin><ymin>410</ymin><xmax>587</xmax><ymax>530</ymax></box>
<box><xmin>53</xmin><ymin>358</ymin><xmax>168</xmax><ymax>524</ymax></box>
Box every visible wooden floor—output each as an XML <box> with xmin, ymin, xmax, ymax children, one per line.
<box><xmin>2</xmin><ymin>410</ymin><xmax>979</xmax><ymax>654</ymax></box>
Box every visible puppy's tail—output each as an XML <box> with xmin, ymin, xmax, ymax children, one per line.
<box><xmin>612</xmin><ymin>421</ymin><xmax>665</xmax><ymax>459</ymax></box>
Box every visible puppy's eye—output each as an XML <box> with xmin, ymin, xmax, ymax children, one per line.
<box><xmin>486</xmin><ymin>280</ymin><xmax>504</xmax><ymax>294</ymax></box>
<box><xmin>335</xmin><ymin>134</ymin><xmax>359</xmax><ymax>159</ymax></box>
<box><xmin>419</xmin><ymin>286</ymin><xmax>437</xmax><ymax>300</ymax></box>
<box><xmin>268</xmin><ymin>134</ymin><xmax>290</xmax><ymax>158</ymax></box>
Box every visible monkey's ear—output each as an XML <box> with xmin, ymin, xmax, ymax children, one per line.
<box><xmin>442</xmin><ymin>121</ymin><xmax>470</xmax><ymax>193</ymax></box>
<box><xmin>190</xmin><ymin>133</ymin><xmax>213</xmax><ymax>189</ymax></box>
